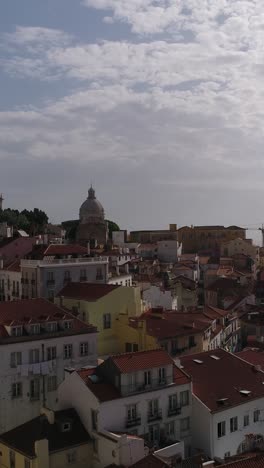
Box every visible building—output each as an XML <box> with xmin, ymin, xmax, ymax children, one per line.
<box><xmin>0</xmin><ymin>236</ymin><xmax>36</xmax><ymax>267</ymax></box>
<box><xmin>56</xmin><ymin>282</ymin><xmax>141</xmax><ymax>356</ymax></box>
<box><xmin>220</xmin><ymin>238</ymin><xmax>256</xmax><ymax>259</ymax></box>
<box><xmin>142</xmin><ymin>285</ymin><xmax>178</xmax><ymax>311</ymax></box>
<box><xmin>58</xmin><ymin>349</ymin><xmax>192</xmax><ymax>464</ymax></box>
<box><xmin>130</xmin><ymin>225</ymin><xmax>178</xmax><ymax>244</ymax></box>
<box><xmin>0</xmin><ymin>298</ymin><xmax>97</xmax><ymax>433</ymax></box>
<box><xmin>116</xmin><ymin>308</ymin><xmax>214</xmax><ymax>356</ymax></box>
<box><xmin>157</xmin><ymin>241</ymin><xmax>181</xmax><ymax>263</ymax></box>
<box><xmin>0</xmin><ymin>408</ymin><xmax>92</xmax><ymax>468</ymax></box>
<box><xmin>181</xmin><ymin>349</ymin><xmax>264</xmax><ymax>460</ymax></box>
<box><xmin>0</xmin><ymin>260</ymin><xmax>21</xmax><ymax>301</ymax></box>
<box><xmin>178</xmin><ymin>226</ymin><xmax>246</xmax><ymax>255</ymax></box>
<box><xmin>20</xmin><ymin>255</ymin><xmax>109</xmax><ymax>300</ymax></box>
<box><xmin>76</xmin><ymin>186</ymin><xmax>108</xmax><ymax>247</ymax></box>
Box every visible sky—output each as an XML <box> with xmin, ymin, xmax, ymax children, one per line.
<box><xmin>0</xmin><ymin>0</ymin><xmax>264</xmax><ymax>243</ymax></box>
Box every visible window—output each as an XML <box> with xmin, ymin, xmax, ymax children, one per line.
<box><xmin>91</xmin><ymin>409</ymin><xmax>98</xmax><ymax>430</ymax></box>
<box><xmin>47</xmin><ymin>289</ymin><xmax>54</xmax><ymax>299</ymax></box>
<box><xmin>24</xmin><ymin>459</ymin><xmax>30</xmax><ymax>468</ymax></box>
<box><xmin>80</xmin><ymin>269</ymin><xmax>86</xmax><ymax>279</ymax></box>
<box><xmin>64</xmin><ymin>344</ymin><xmax>73</xmax><ymax>359</ymax></box>
<box><xmin>9</xmin><ymin>450</ymin><xmax>15</xmax><ymax>468</ymax></box>
<box><xmin>127</xmin><ymin>404</ymin><xmax>137</xmax><ymax>421</ymax></box>
<box><xmin>217</xmin><ymin>421</ymin><xmax>226</xmax><ymax>438</ymax></box>
<box><xmin>165</xmin><ymin>421</ymin><xmax>175</xmax><ymax>439</ymax></box>
<box><xmin>144</xmin><ymin>370</ymin><xmax>151</xmax><ymax>386</ymax></box>
<box><xmin>180</xmin><ymin>417</ymin><xmax>190</xmax><ymax>432</ymax></box>
<box><xmin>158</xmin><ymin>367</ymin><xmax>166</xmax><ymax>384</ymax></box>
<box><xmin>10</xmin><ymin>352</ymin><xmax>22</xmax><ymax>368</ymax></box>
<box><xmin>64</xmin><ymin>320</ymin><xmax>73</xmax><ymax>330</ymax></box>
<box><xmin>244</xmin><ymin>414</ymin><xmax>249</xmax><ymax>427</ymax></box>
<box><xmin>62</xmin><ymin>422</ymin><xmax>71</xmax><ymax>432</ymax></box>
<box><xmin>47</xmin><ymin>376</ymin><xmax>57</xmax><ymax>392</ymax></box>
<box><xmin>80</xmin><ymin>342</ymin><xmax>89</xmax><ymax>356</ymax></box>
<box><xmin>169</xmin><ymin>394</ymin><xmax>177</xmax><ymax>410</ymax></box>
<box><xmin>11</xmin><ymin>326</ymin><xmax>22</xmax><ymax>337</ymax></box>
<box><xmin>254</xmin><ymin>410</ymin><xmax>260</xmax><ymax>422</ymax></box>
<box><xmin>230</xmin><ymin>416</ymin><xmax>238</xmax><ymax>433</ymax></box>
<box><xmin>125</xmin><ymin>343</ymin><xmax>138</xmax><ymax>352</ymax></box>
<box><xmin>148</xmin><ymin>424</ymin><xmax>160</xmax><ymax>443</ymax></box>
<box><xmin>12</xmin><ymin>382</ymin><xmax>22</xmax><ymax>398</ymax></box>
<box><xmin>30</xmin><ymin>324</ymin><xmax>40</xmax><ymax>335</ymax></box>
<box><xmin>148</xmin><ymin>399</ymin><xmax>159</xmax><ymax>416</ymax></box>
<box><xmin>103</xmin><ymin>313</ymin><xmax>111</xmax><ymax>329</ymax></box>
<box><xmin>96</xmin><ymin>268</ymin><xmax>103</xmax><ymax>279</ymax></box>
<box><xmin>224</xmin><ymin>452</ymin><xmax>230</xmax><ymax>459</ymax></box>
<box><xmin>47</xmin><ymin>272</ymin><xmax>54</xmax><ymax>281</ymax></box>
<box><xmin>47</xmin><ymin>346</ymin><xmax>56</xmax><ymax>361</ymax></box>
<box><xmin>180</xmin><ymin>390</ymin><xmax>189</xmax><ymax>407</ymax></box>
<box><xmin>29</xmin><ymin>348</ymin><xmax>40</xmax><ymax>364</ymax></box>
<box><xmin>30</xmin><ymin>379</ymin><xmax>40</xmax><ymax>400</ymax></box>
<box><xmin>64</xmin><ymin>271</ymin><xmax>71</xmax><ymax>281</ymax></box>
<box><xmin>46</xmin><ymin>322</ymin><xmax>57</xmax><ymax>332</ymax></box>
<box><xmin>189</xmin><ymin>335</ymin><xmax>195</xmax><ymax>347</ymax></box>
<box><xmin>66</xmin><ymin>451</ymin><xmax>76</xmax><ymax>464</ymax></box>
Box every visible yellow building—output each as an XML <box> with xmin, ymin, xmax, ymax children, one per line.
<box><xmin>56</xmin><ymin>282</ymin><xmax>141</xmax><ymax>356</ymax></box>
<box><xmin>0</xmin><ymin>408</ymin><xmax>92</xmax><ymax>468</ymax></box>
<box><xmin>116</xmin><ymin>309</ymin><xmax>211</xmax><ymax>356</ymax></box>
<box><xmin>178</xmin><ymin>225</ymin><xmax>246</xmax><ymax>254</ymax></box>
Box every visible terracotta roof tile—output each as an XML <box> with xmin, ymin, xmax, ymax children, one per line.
<box><xmin>44</xmin><ymin>244</ymin><xmax>87</xmax><ymax>256</ymax></box>
<box><xmin>111</xmin><ymin>349</ymin><xmax>173</xmax><ymax>373</ymax></box>
<box><xmin>221</xmin><ymin>454</ymin><xmax>264</xmax><ymax>467</ymax></box>
<box><xmin>181</xmin><ymin>349</ymin><xmax>264</xmax><ymax>413</ymax></box>
<box><xmin>57</xmin><ymin>282</ymin><xmax>120</xmax><ymax>301</ymax></box>
<box><xmin>131</xmin><ymin>454</ymin><xmax>169</xmax><ymax>467</ymax></box>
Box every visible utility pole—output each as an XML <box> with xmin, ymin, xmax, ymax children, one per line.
<box><xmin>259</xmin><ymin>224</ymin><xmax>264</xmax><ymax>248</ymax></box>
<box><xmin>0</xmin><ymin>194</ymin><xmax>4</xmax><ymax>211</ymax></box>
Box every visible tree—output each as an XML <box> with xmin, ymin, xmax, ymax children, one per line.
<box><xmin>106</xmin><ymin>220</ymin><xmax>120</xmax><ymax>240</ymax></box>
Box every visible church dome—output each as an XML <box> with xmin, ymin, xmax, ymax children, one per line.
<box><xmin>79</xmin><ymin>186</ymin><xmax>105</xmax><ymax>224</ymax></box>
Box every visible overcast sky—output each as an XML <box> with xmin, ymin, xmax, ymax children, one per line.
<box><xmin>0</xmin><ymin>0</ymin><xmax>264</xmax><ymax>242</ymax></box>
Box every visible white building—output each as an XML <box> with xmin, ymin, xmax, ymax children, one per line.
<box><xmin>142</xmin><ymin>285</ymin><xmax>177</xmax><ymax>310</ymax></box>
<box><xmin>20</xmin><ymin>256</ymin><xmax>109</xmax><ymax>300</ymax></box>
<box><xmin>0</xmin><ymin>298</ymin><xmax>97</xmax><ymax>433</ymax></box>
<box><xmin>58</xmin><ymin>349</ymin><xmax>192</xmax><ymax>466</ymax></box>
<box><xmin>181</xmin><ymin>349</ymin><xmax>264</xmax><ymax>461</ymax></box>
<box><xmin>157</xmin><ymin>241</ymin><xmax>181</xmax><ymax>263</ymax></box>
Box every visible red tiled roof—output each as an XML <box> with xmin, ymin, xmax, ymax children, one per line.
<box><xmin>78</xmin><ymin>368</ymin><xmax>121</xmax><ymax>402</ymax></box>
<box><xmin>111</xmin><ymin>349</ymin><xmax>179</xmax><ymax>374</ymax></box>
<box><xmin>5</xmin><ymin>260</ymin><xmax>21</xmax><ymax>272</ymax></box>
<box><xmin>57</xmin><ymin>282</ymin><xmax>120</xmax><ymax>301</ymax></box>
<box><xmin>236</xmin><ymin>349</ymin><xmax>264</xmax><ymax>371</ymax></box>
<box><xmin>131</xmin><ymin>454</ymin><xmax>169</xmax><ymax>467</ymax></box>
<box><xmin>0</xmin><ymin>298</ymin><xmax>96</xmax><ymax>341</ymax></box>
<box><xmin>181</xmin><ymin>349</ymin><xmax>264</xmax><ymax>412</ymax></box>
<box><xmin>221</xmin><ymin>454</ymin><xmax>264</xmax><ymax>467</ymax></box>
<box><xmin>44</xmin><ymin>244</ymin><xmax>87</xmax><ymax>256</ymax></box>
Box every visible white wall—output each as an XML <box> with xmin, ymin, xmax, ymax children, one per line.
<box><xmin>142</xmin><ymin>286</ymin><xmax>177</xmax><ymax>310</ymax></box>
<box><xmin>157</xmin><ymin>241</ymin><xmax>179</xmax><ymax>263</ymax></box>
<box><xmin>0</xmin><ymin>331</ymin><xmax>97</xmax><ymax>433</ymax></box>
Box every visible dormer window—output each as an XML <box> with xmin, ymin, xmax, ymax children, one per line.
<box><xmin>11</xmin><ymin>326</ymin><xmax>23</xmax><ymax>337</ymax></box>
<box><xmin>64</xmin><ymin>320</ymin><xmax>73</xmax><ymax>330</ymax></box>
<box><xmin>61</xmin><ymin>421</ymin><xmax>72</xmax><ymax>432</ymax></box>
<box><xmin>30</xmin><ymin>324</ymin><xmax>40</xmax><ymax>335</ymax></box>
<box><xmin>46</xmin><ymin>322</ymin><xmax>57</xmax><ymax>333</ymax></box>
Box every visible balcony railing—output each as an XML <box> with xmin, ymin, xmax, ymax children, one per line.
<box><xmin>123</xmin><ymin>378</ymin><xmax>170</xmax><ymax>395</ymax></box>
<box><xmin>46</xmin><ymin>279</ymin><xmax>55</xmax><ymax>286</ymax></box>
<box><xmin>126</xmin><ymin>415</ymin><xmax>141</xmax><ymax>428</ymax></box>
<box><xmin>147</xmin><ymin>410</ymin><xmax>162</xmax><ymax>422</ymax></box>
<box><xmin>21</xmin><ymin>257</ymin><xmax>108</xmax><ymax>266</ymax></box>
<box><xmin>63</xmin><ymin>278</ymin><xmax>71</xmax><ymax>284</ymax></box>
<box><xmin>168</xmin><ymin>406</ymin><xmax>181</xmax><ymax>417</ymax></box>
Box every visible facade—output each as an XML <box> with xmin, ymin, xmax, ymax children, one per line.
<box><xmin>56</xmin><ymin>282</ymin><xmax>141</xmax><ymax>356</ymax></box>
<box><xmin>0</xmin><ymin>260</ymin><xmax>21</xmax><ymax>301</ymax></box>
<box><xmin>76</xmin><ymin>186</ymin><xmax>108</xmax><ymax>247</ymax></box>
<box><xmin>58</xmin><ymin>349</ymin><xmax>193</xmax><ymax>464</ymax></box>
<box><xmin>220</xmin><ymin>238</ymin><xmax>256</xmax><ymax>259</ymax></box>
<box><xmin>20</xmin><ymin>256</ymin><xmax>109</xmax><ymax>300</ymax></box>
<box><xmin>0</xmin><ymin>298</ymin><xmax>97</xmax><ymax>433</ymax></box>
<box><xmin>0</xmin><ymin>408</ymin><xmax>92</xmax><ymax>468</ymax></box>
<box><xmin>142</xmin><ymin>285</ymin><xmax>178</xmax><ymax>311</ymax></box>
<box><xmin>178</xmin><ymin>226</ymin><xmax>246</xmax><ymax>255</ymax></box>
<box><xmin>130</xmin><ymin>225</ymin><xmax>178</xmax><ymax>243</ymax></box>
<box><xmin>157</xmin><ymin>241</ymin><xmax>181</xmax><ymax>263</ymax></box>
<box><xmin>181</xmin><ymin>349</ymin><xmax>264</xmax><ymax>460</ymax></box>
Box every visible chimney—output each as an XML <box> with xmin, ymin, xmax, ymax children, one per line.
<box><xmin>40</xmin><ymin>407</ymin><xmax>55</xmax><ymax>425</ymax></box>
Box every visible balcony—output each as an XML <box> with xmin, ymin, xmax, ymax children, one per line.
<box><xmin>148</xmin><ymin>410</ymin><xmax>162</xmax><ymax>422</ymax></box>
<box><xmin>21</xmin><ymin>257</ymin><xmax>108</xmax><ymax>267</ymax></box>
<box><xmin>80</xmin><ymin>276</ymin><xmax>87</xmax><ymax>282</ymax></box>
<box><xmin>126</xmin><ymin>415</ymin><xmax>141</xmax><ymax>428</ymax></box>
<box><xmin>168</xmin><ymin>406</ymin><xmax>181</xmax><ymax>417</ymax></box>
<box><xmin>123</xmin><ymin>378</ymin><xmax>170</xmax><ymax>395</ymax></box>
<box><xmin>63</xmin><ymin>278</ymin><xmax>71</xmax><ymax>284</ymax></box>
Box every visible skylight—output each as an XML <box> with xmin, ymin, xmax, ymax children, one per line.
<box><xmin>240</xmin><ymin>390</ymin><xmax>251</xmax><ymax>396</ymax></box>
<box><xmin>193</xmin><ymin>359</ymin><xmax>203</xmax><ymax>364</ymax></box>
<box><xmin>210</xmin><ymin>355</ymin><xmax>220</xmax><ymax>360</ymax></box>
